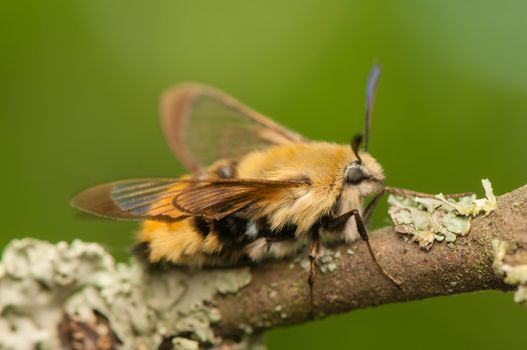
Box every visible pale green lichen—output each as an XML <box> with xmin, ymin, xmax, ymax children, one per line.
<box><xmin>492</xmin><ymin>240</ymin><xmax>527</xmax><ymax>304</ymax></box>
<box><xmin>238</xmin><ymin>323</ymin><xmax>254</xmax><ymax>335</ymax></box>
<box><xmin>172</xmin><ymin>337</ymin><xmax>200</xmax><ymax>350</ymax></box>
<box><xmin>388</xmin><ymin>179</ymin><xmax>497</xmax><ymax>250</ymax></box>
<box><xmin>0</xmin><ymin>238</ymin><xmax>253</xmax><ymax>350</ymax></box>
<box><xmin>298</xmin><ymin>247</ymin><xmax>341</xmax><ymax>274</ymax></box>
<box><xmin>436</xmin><ymin>179</ymin><xmax>497</xmax><ymax>217</ymax></box>
<box><xmin>313</xmin><ymin>248</ymin><xmax>341</xmax><ymax>274</ymax></box>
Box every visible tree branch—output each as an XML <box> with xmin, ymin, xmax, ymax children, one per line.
<box><xmin>1</xmin><ymin>185</ymin><xmax>525</xmax><ymax>349</ymax></box>
<box><xmin>214</xmin><ymin>184</ymin><xmax>527</xmax><ymax>338</ymax></box>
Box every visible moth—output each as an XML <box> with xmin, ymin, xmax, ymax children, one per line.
<box><xmin>72</xmin><ymin>66</ymin><xmax>467</xmax><ymax>293</ymax></box>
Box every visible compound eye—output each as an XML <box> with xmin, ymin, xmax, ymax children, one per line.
<box><xmin>345</xmin><ymin>164</ymin><xmax>366</xmax><ymax>184</ymax></box>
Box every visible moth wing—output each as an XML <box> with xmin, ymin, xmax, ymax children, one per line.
<box><xmin>71</xmin><ymin>178</ymin><xmax>187</xmax><ymax>221</ymax></box>
<box><xmin>173</xmin><ymin>178</ymin><xmax>308</xmax><ymax>220</ymax></box>
<box><xmin>161</xmin><ymin>83</ymin><xmax>308</xmax><ymax>173</ymax></box>
<box><xmin>72</xmin><ymin>178</ymin><xmax>308</xmax><ymax>221</ymax></box>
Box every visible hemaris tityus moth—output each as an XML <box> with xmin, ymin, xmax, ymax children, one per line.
<box><xmin>72</xmin><ymin>66</ymin><xmax>470</xmax><ymax>299</ymax></box>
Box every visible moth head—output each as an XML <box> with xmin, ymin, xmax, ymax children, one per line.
<box><xmin>343</xmin><ymin>134</ymin><xmax>384</xmax><ymax>197</ymax></box>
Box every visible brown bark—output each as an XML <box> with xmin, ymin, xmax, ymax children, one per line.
<box><xmin>214</xmin><ymin>185</ymin><xmax>527</xmax><ymax>338</ymax></box>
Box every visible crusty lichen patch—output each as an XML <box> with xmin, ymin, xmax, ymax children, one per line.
<box><xmin>298</xmin><ymin>248</ymin><xmax>342</xmax><ymax>275</ymax></box>
<box><xmin>316</xmin><ymin>249</ymin><xmax>341</xmax><ymax>274</ymax></box>
<box><xmin>492</xmin><ymin>240</ymin><xmax>527</xmax><ymax>305</ymax></box>
<box><xmin>388</xmin><ymin>179</ymin><xmax>497</xmax><ymax>250</ymax></box>
<box><xmin>0</xmin><ymin>239</ymin><xmax>253</xmax><ymax>350</ymax></box>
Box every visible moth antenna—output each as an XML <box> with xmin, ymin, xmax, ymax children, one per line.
<box><xmin>350</xmin><ymin>134</ymin><xmax>363</xmax><ymax>164</ymax></box>
<box><xmin>364</xmin><ymin>64</ymin><xmax>381</xmax><ymax>152</ymax></box>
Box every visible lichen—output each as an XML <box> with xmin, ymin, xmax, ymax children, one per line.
<box><xmin>172</xmin><ymin>337</ymin><xmax>200</xmax><ymax>350</ymax></box>
<box><xmin>492</xmin><ymin>240</ymin><xmax>527</xmax><ymax>305</ymax></box>
<box><xmin>0</xmin><ymin>238</ymin><xmax>253</xmax><ymax>350</ymax></box>
<box><xmin>312</xmin><ymin>248</ymin><xmax>341</xmax><ymax>274</ymax></box>
<box><xmin>388</xmin><ymin>179</ymin><xmax>497</xmax><ymax>250</ymax></box>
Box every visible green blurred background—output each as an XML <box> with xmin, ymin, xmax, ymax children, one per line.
<box><xmin>1</xmin><ymin>1</ymin><xmax>526</xmax><ymax>349</ymax></box>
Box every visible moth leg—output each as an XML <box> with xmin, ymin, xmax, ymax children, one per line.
<box><xmin>351</xmin><ymin>209</ymin><xmax>401</xmax><ymax>288</ymax></box>
<box><xmin>308</xmin><ymin>230</ymin><xmax>320</xmax><ymax>313</ymax></box>
<box><xmin>322</xmin><ymin>209</ymin><xmax>401</xmax><ymax>288</ymax></box>
<box><xmin>321</xmin><ymin>211</ymin><xmax>354</xmax><ymax>232</ymax></box>
<box><xmin>363</xmin><ymin>190</ymin><xmax>385</xmax><ymax>226</ymax></box>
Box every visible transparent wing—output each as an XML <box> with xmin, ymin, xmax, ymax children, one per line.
<box><xmin>160</xmin><ymin>83</ymin><xmax>308</xmax><ymax>172</ymax></box>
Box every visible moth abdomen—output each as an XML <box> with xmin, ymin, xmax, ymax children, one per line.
<box><xmin>135</xmin><ymin>212</ymin><xmax>305</xmax><ymax>267</ymax></box>
<box><xmin>212</xmin><ymin>216</ymin><xmax>253</xmax><ymax>248</ymax></box>
<box><xmin>255</xmin><ymin>217</ymin><xmax>298</xmax><ymax>242</ymax></box>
